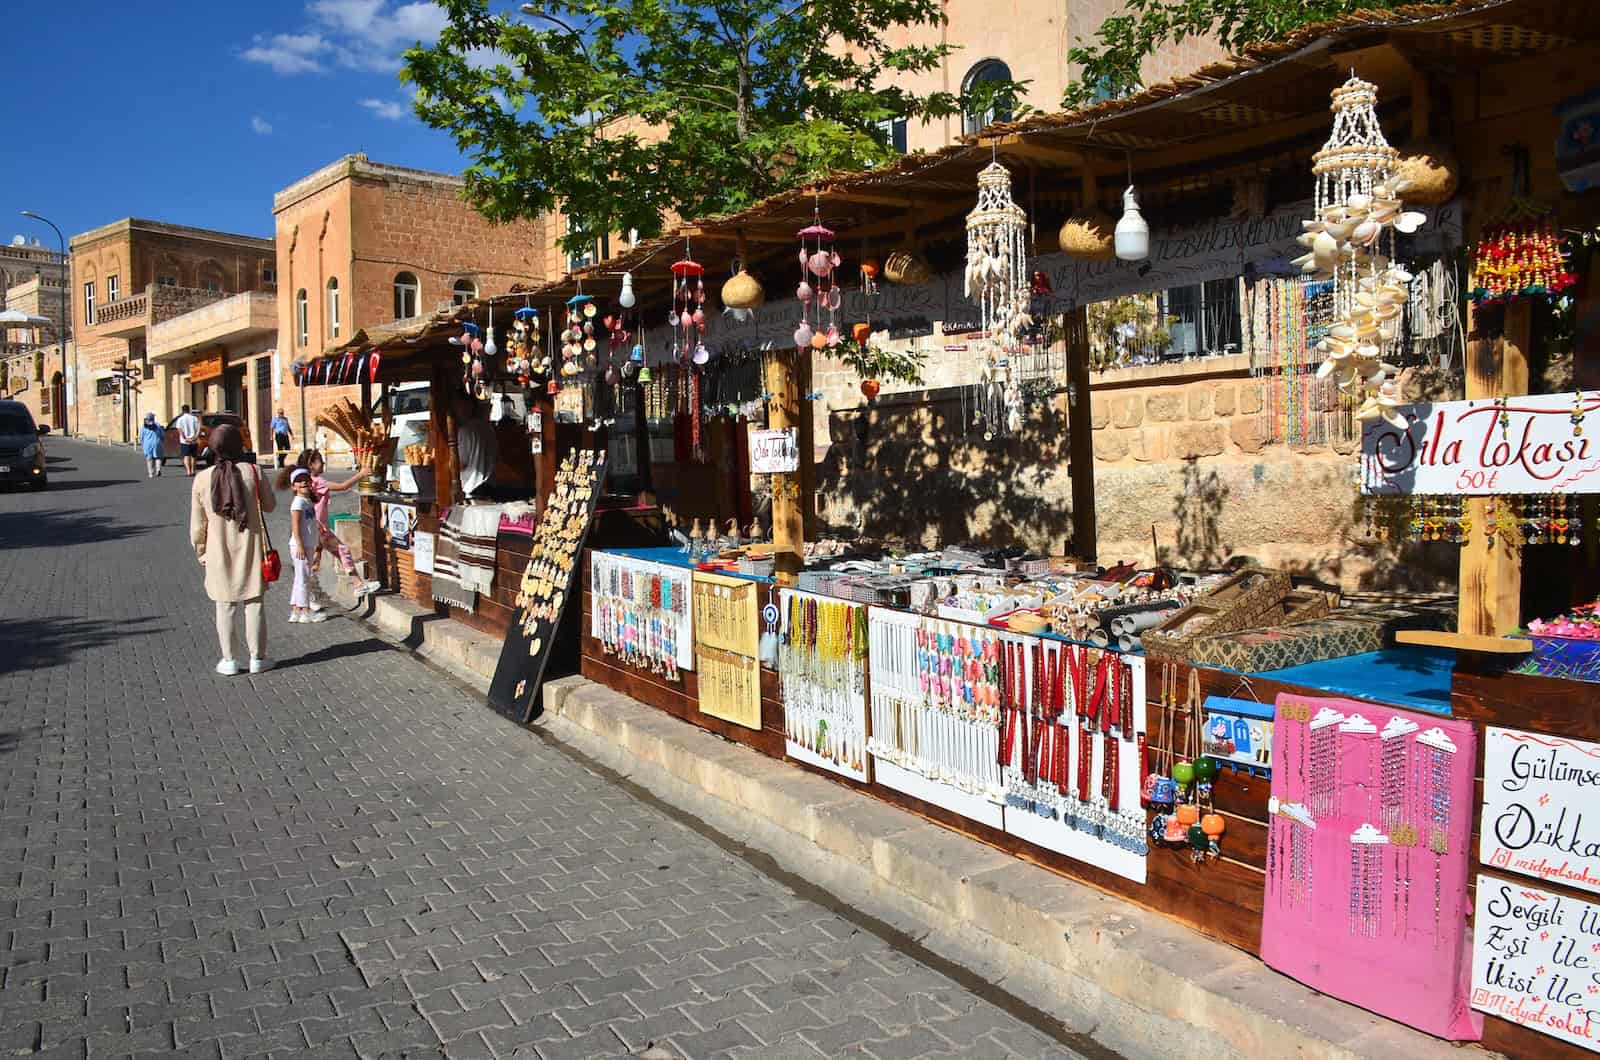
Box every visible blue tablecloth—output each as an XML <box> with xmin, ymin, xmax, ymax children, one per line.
<box><xmin>594</xmin><ymin>546</ymin><xmax>774</xmax><ymax>583</ymax></box>
<box><xmin>1242</xmin><ymin>647</ymin><xmax>1457</xmax><ymax>715</ymax></box>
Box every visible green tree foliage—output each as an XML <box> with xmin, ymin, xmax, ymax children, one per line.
<box><xmin>1063</xmin><ymin>0</ymin><xmax>1452</xmax><ymax>108</ymax></box>
<box><xmin>405</xmin><ymin>0</ymin><xmax>1024</xmax><ymax>252</ymax></box>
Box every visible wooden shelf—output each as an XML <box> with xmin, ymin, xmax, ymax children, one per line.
<box><xmin>1394</xmin><ymin>629</ymin><xmax>1532</xmax><ymax>654</ymax></box>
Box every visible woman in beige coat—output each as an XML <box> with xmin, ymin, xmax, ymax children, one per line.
<box><xmin>191</xmin><ymin>423</ymin><xmax>277</xmax><ymax>675</ymax></box>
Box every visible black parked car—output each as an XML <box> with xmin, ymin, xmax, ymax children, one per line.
<box><xmin>0</xmin><ymin>399</ymin><xmax>48</xmax><ymax>490</ymax></box>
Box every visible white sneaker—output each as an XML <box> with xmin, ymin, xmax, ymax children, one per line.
<box><xmin>215</xmin><ymin>659</ymin><xmax>240</xmax><ymax>676</ymax></box>
<box><xmin>309</xmin><ymin>598</ymin><xmax>326</xmax><ymax>612</ymax></box>
<box><xmin>250</xmin><ymin>658</ymin><xmax>273</xmax><ymax>673</ymax></box>
<box><xmin>355</xmin><ymin>580</ymin><xmax>381</xmax><ymax>597</ymax></box>
<box><xmin>306</xmin><ymin>611</ymin><xmax>329</xmax><ymax>623</ymax></box>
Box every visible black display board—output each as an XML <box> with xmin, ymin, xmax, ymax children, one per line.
<box><xmin>487</xmin><ymin>449</ymin><xmax>606</xmax><ymax>723</ymax></box>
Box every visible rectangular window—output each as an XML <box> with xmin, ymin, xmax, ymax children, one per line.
<box><xmin>203</xmin><ymin>280</ymin><xmax>222</xmax><ymax>294</ymax></box>
<box><xmin>296</xmin><ymin>295</ymin><xmax>308</xmax><ymax>347</ymax></box>
<box><xmin>394</xmin><ymin>282</ymin><xmax>418</xmax><ymax>320</ymax></box>
<box><xmin>83</xmin><ymin>282</ymin><xmax>95</xmax><ymax>326</ymax></box>
<box><xmin>262</xmin><ymin>266</ymin><xmax>276</xmax><ymax>286</ymax></box>
<box><xmin>107</xmin><ymin>275</ymin><xmax>119</xmax><ymax>303</ymax></box>
<box><xmin>328</xmin><ymin>287</ymin><xmax>340</xmax><ymax>339</ymax></box>
<box><xmin>876</xmin><ymin>117</ymin><xmax>908</xmax><ymax>154</ymax></box>
<box><xmin>157</xmin><ymin>275</ymin><xmax>177</xmax><ymax>287</ymax></box>
<box><xmin>1161</xmin><ymin>279</ymin><xmax>1242</xmax><ymax>359</ymax></box>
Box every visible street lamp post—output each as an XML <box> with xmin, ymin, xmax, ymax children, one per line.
<box><xmin>21</xmin><ymin>211</ymin><xmax>69</xmax><ymax>436</ymax></box>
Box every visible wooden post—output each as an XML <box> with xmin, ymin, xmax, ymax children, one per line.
<box><xmin>1064</xmin><ymin>306</ymin><xmax>1097</xmax><ymax>564</ymax></box>
<box><xmin>1457</xmin><ymin>300</ymin><xmax>1531</xmax><ymax>637</ymax></box>
<box><xmin>767</xmin><ymin>351</ymin><xmax>803</xmax><ymax>584</ymax></box>
<box><xmin>429</xmin><ymin>367</ymin><xmax>456</xmax><ymax>508</ymax></box>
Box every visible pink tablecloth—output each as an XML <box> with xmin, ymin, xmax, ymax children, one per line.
<box><xmin>1261</xmin><ymin>693</ymin><xmax>1482</xmax><ymax>1041</ymax></box>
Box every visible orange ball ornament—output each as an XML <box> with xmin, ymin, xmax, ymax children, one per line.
<box><xmin>851</xmin><ymin>322</ymin><xmax>872</xmax><ymax>344</ymax></box>
<box><xmin>860</xmin><ymin>378</ymin><xmax>881</xmax><ymax>400</ymax></box>
<box><xmin>1176</xmin><ymin>803</ymin><xmax>1200</xmax><ymax>826</ymax></box>
<box><xmin>1201</xmin><ymin>813</ymin><xmax>1226</xmax><ymax>838</ymax></box>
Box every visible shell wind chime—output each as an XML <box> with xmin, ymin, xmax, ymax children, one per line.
<box><xmin>795</xmin><ymin>218</ymin><xmax>843</xmax><ymax>353</ymax></box>
<box><xmin>965</xmin><ymin>161</ymin><xmax>1031</xmax><ymax>437</ymax></box>
<box><xmin>450</xmin><ymin>323</ymin><xmax>486</xmax><ymax>397</ymax></box>
<box><xmin>1295</xmin><ymin>76</ymin><xmax>1426</xmax><ymax>430</ymax></box>
<box><xmin>508</xmin><ymin>306</ymin><xmax>543</xmax><ymax>386</ymax></box>
<box><xmin>670</xmin><ymin>252</ymin><xmax>708</xmax><ymax>458</ymax></box>
<box><xmin>559</xmin><ymin>293</ymin><xmax>597</xmax><ymax>394</ymax></box>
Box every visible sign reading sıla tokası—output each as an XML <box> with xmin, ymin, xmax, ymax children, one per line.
<box><xmin>1362</xmin><ymin>391</ymin><xmax>1600</xmax><ymax>495</ymax></box>
<box><xmin>1481</xmin><ymin>727</ymin><xmax>1600</xmax><ymax>896</ymax></box>
<box><xmin>1470</xmin><ymin>873</ymin><xmax>1600</xmax><ymax>1052</ymax></box>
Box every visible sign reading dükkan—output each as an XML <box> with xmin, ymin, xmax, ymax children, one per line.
<box><xmin>1362</xmin><ymin>391</ymin><xmax>1600</xmax><ymax>496</ymax></box>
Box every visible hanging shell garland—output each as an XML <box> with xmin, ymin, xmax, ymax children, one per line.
<box><xmin>965</xmin><ymin>161</ymin><xmax>1031</xmax><ymax>438</ymax></box>
<box><xmin>1294</xmin><ymin>76</ymin><xmax>1424</xmax><ymax>429</ymax></box>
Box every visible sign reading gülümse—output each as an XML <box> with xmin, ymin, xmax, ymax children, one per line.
<box><xmin>1362</xmin><ymin>391</ymin><xmax>1600</xmax><ymax>495</ymax></box>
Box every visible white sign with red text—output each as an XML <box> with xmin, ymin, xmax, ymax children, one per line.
<box><xmin>1470</xmin><ymin>873</ymin><xmax>1600</xmax><ymax>1053</ymax></box>
<box><xmin>749</xmin><ymin>428</ymin><xmax>800</xmax><ymax>474</ymax></box>
<box><xmin>1362</xmin><ymin>391</ymin><xmax>1600</xmax><ymax>495</ymax></box>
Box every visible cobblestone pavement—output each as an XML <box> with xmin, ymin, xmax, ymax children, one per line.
<box><xmin>0</xmin><ymin>440</ymin><xmax>1095</xmax><ymax>1060</ymax></box>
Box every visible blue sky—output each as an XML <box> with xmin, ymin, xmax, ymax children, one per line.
<box><xmin>0</xmin><ymin>0</ymin><xmax>473</xmax><ymax>247</ymax></box>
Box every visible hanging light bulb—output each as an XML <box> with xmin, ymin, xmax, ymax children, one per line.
<box><xmin>1115</xmin><ymin>185</ymin><xmax>1149</xmax><ymax>262</ymax></box>
<box><xmin>618</xmin><ymin>272</ymin><xmax>636</xmax><ymax>308</ymax></box>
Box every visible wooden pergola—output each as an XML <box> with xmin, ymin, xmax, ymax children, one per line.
<box><xmin>324</xmin><ymin>0</ymin><xmax>1600</xmax><ymax>642</ymax></box>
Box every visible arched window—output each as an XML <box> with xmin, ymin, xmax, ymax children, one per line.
<box><xmin>326</xmin><ymin>278</ymin><xmax>340</xmax><ymax>340</ymax></box>
<box><xmin>295</xmin><ymin>289</ymin><xmax>308</xmax><ymax>347</ymax></box>
<box><xmin>962</xmin><ymin>59</ymin><xmax>1014</xmax><ymax>137</ymax></box>
<box><xmin>452</xmin><ymin>278</ymin><xmax>477</xmax><ymax>306</ymax></box>
<box><xmin>393</xmin><ymin>271</ymin><xmax>420</xmax><ymax>320</ymax></box>
<box><xmin>199</xmin><ymin>260</ymin><xmax>225</xmax><ymax>294</ymax></box>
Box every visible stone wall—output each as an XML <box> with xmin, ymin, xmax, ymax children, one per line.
<box><xmin>814</xmin><ymin>360</ymin><xmax>1456</xmax><ymax>591</ymax></box>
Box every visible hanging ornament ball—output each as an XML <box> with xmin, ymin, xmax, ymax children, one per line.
<box><xmin>1201</xmin><ymin>813</ymin><xmax>1226</xmax><ymax>839</ymax></box>
<box><xmin>1056</xmin><ymin>209</ymin><xmax>1117</xmax><ymax>261</ymax></box>
<box><xmin>851</xmin><ymin>322</ymin><xmax>872</xmax><ymax>345</ymax></box>
<box><xmin>1393</xmin><ymin>138</ymin><xmax>1460</xmax><ymax>205</ymax></box>
<box><xmin>860</xmin><ymin>378</ymin><xmax>881</xmax><ymax>400</ymax></box>
<box><xmin>1163</xmin><ymin>816</ymin><xmax>1186</xmax><ymax>844</ymax></box>
<box><xmin>722</xmin><ymin>269</ymin><xmax>765</xmax><ymax>310</ymax></box>
<box><xmin>860</xmin><ymin>258</ymin><xmax>880</xmax><ymax>280</ymax></box>
<box><xmin>1187</xmin><ymin>824</ymin><xmax>1209</xmax><ymax>851</ymax></box>
<box><xmin>810</xmin><ymin>331</ymin><xmax>828</xmax><ymax>350</ymax></box>
<box><xmin>1175</xmin><ymin>803</ymin><xmax>1200</xmax><ymax>826</ymax></box>
<box><xmin>794</xmin><ymin>324</ymin><xmax>814</xmax><ymax>348</ymax></box>
<box><xmin>1194</xmin><ymin>756</ymin><xmax>1218</xmax><ymax>783</ymax></box>
<box><xmin>1171</xmin><ymin>760</ymin><xmax>1196</xmax><ymax>786</ymax></box>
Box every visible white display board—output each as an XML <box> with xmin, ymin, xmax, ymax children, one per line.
<box><xmin>749</xmin><ymin>428</ymin><xmax>800</xmax><ymax>473</ymax></box>
<box><xmin>1362</xmin><ymin>391</ymin><xmax>1600</xmax><ymax>495</ymax></box>
<box><xmin>780</xmin><ymin>588</ymin><xmax>869</xmax><ymax>782</ymax></box>
<box><xmin>1481</xmin><ymin>727</ymin><xmax>1600</xmax><ymax>895</ymax></box>
<box><xmin>412</xmin><ymin>530</ymin><xmax>435</xmax><ymax>575</ymax></box>
<box><xmin>1471</xmin><ymin>873</ymin><xmax>1600</xmax><ymax>1053</ymax></box>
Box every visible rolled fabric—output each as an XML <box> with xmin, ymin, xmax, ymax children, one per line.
<box><xmin>1088</xmin><ymin>627</ymin><xmax>1111</xmax><ymax>648</ymax></box>
<box><xmin>1118</xmin><ymin>634</ymin><xmax>1143</xmax><ymax>653</ymax></box>
<box><xmin>1121</xmin><ymin>608</ymin><xmax>1175</xmax><ymax>635</ymax></box>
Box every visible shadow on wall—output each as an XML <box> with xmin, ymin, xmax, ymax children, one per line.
<box><xmin>0</xmin><ymin>616</ymin><xmax>166</xmax><ymax>677</ymax></box>
<box><xmin>815</xmin><ymin>391</ymin><xmax>1076</xmax><ymax>552</ymax></box>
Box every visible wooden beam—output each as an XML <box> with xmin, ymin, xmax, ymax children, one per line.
<box><xmin>678</xmin><ymin>227</ymin><xmax>796</xmax><ymax>243</ymax></box>
<box><xmin>1064</xmin><ymin>307</ymin><xmax>1097</xmax><ymax>563</ymax></box>
<box><xmin>767</xmin><ymin>352</ymin><xmax>803</xmax><ymax>585</ymax></box>
<box><xmin>1456</xmin><ymin>298</ymin><xmax>1531</xmax><ymax>638</ymax></box>
<box><xmin>981</xmin><ymin>135</ymin><xmax>1087</xmax><ymax>169</ymax></box>
<box><xmin>1395</xmin><ymin>629</ymin><xmax>1531</xmax><ymax>654</ymax></box>
<box><xmin>819</xmin><ymin>189</ymin><xmax>917</xmax><ymax>208</ymax></box>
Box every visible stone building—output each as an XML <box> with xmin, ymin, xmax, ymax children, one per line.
<box><xmin>272</xmin><ymin>154</ymin><xmax>545</xmax><ymax>457</ymax></box>
<box><xmin>68</xmin><ymin>219</ymin><xmax>276</xmax><ymax>443</ymax></box>
<box><xmin>0</xmin><ymin>238</ymin><xmax>70</xmax><ymax>429</ymax></box>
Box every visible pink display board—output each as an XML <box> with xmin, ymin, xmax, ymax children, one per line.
<box><xmin>1261</xmin><ymin>694</ymin><xmax>1482</xmax><ymax>1041</ymax></box>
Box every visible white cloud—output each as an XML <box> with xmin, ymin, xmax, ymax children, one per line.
<box><xmin>246</xmin><ymin>1</ymin><xmax>447</xmax><ymax>76</ymax></box>
<box><xmin>242</xmin><ymin>32</ymin><xmax>330</xmax><ymax>75</ymax></box>
<box><xmin>251</xmin><ymin>116</ymin><xmax>274</xmax><ymax>135</ymax></box>
<box><xmin>359</xmin><ymin>98</ymin><xmax>408</xmax><ymax>121</ymax></box>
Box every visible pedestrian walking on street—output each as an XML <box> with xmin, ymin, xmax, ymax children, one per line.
<box><xmin>285</xmin><ymin>468</ymin><xmax>327</xmax><ymax>624</ymax></box>
<box><xmin>191</xmin><ymin>423</ymin><xmax>276</xmax><ymax>675</ymax></box>
<box><xmin>270</xmin><ymin>408</ymin><xmax>293</xmax><ymax>468</ymax></box>
<box><xmin>139</xmin><ymin>412</ymin><xmax>164</xmax><ymax>478</ymax></box>
<box><xmin>176</xmin><ymin>404</ymin><xmax>201</xmax><ymax>476</ymax></box>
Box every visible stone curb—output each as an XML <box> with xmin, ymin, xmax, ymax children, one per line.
<box><xmin>347</xmin><ymin>585</ymin><xmax>1491</xmax><ymax>1060</ymax></box>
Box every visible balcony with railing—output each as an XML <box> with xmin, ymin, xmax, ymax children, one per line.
<box><xmin>92</xmin><ymin>284</ymin><xmax>233</xmax><ymax>339</ymax></box>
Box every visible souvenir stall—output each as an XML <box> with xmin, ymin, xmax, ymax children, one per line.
<box><xmin>425</xmin><ymin>3</ymin><xmax>1600</xmax><ymax>1055</ymax></box>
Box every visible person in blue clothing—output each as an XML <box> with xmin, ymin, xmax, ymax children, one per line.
<box><xmin>139</xmin><ymin>412</ymin><xmax>165</xmax><ymax>478</ymax></box>
<box><xmin>270</xmin><ymin>408</ymin><xmax>293</xmax><ymax>468</ymax></box>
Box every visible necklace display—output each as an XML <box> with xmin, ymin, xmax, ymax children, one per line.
<box><xmin>514</xmin><ymin>450</ymin><xmax>603</xmax><ymax>633</ymax></box>
<box><xmin>692</xmin><ymin>572</ymin><xmax>762</xmax><ymax>729</ymax></box>
<box><xmin>590</xmin><ymin>552</ymin><xmax>691</xmax><ymax>681</ymax></box>
<box><xmin>780</xmin><ymin>589</ymin><xmax>869</xmax><ymax>782</ymax></box>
